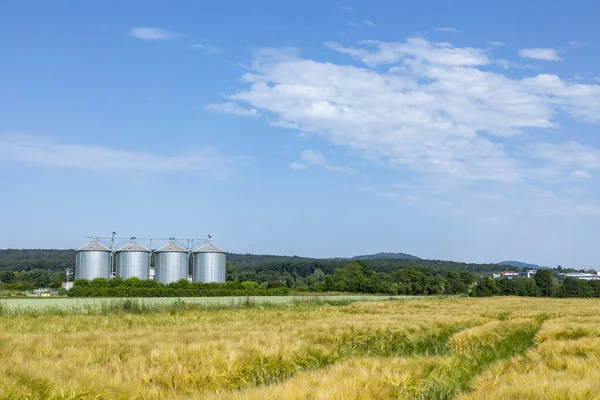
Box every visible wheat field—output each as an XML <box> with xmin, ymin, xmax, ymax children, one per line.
<box><xmin>1</xmin><ymin>297</ymin><xmax>599</xmax><ymax>399</ymax></box>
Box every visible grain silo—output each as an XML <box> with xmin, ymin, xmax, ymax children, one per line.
<box><xmin>75</xmin><ymin>240</ymin><xmax>111</xmax><ymax>280</ymax></box>
<box><xmin>192</xmin><ymin>243</ymin><xmax>226</xmax><ymax>283</ymax></box>
<box><xmin>116</xmin><ymin>242</ymin><xmax>150</xmax><ymax>280</ymax></box>
<box><xmin>154</xmin><ymin>242</ymin><xmax>189</xmax><ymax>284</ymax></box>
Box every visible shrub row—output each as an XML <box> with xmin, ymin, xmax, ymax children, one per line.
<box><xmin>68</xmin><ymin>278</ymin><xmax>289</xmax><ymax>297</ymax></box>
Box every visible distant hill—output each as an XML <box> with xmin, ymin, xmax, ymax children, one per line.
<box><xmin>0</xmin><ymin>249</ymin><xmax>74</xmax><ymax>271</ymax></box>
<box><xmin>352</xmin><ymin>252</ymin><xmax>421</xmax><ymax>261</ymax></box>
<box><xmin>497</xmin><ymin>260</ymin><xmax>549</xmax><ymax>270</ymax></box>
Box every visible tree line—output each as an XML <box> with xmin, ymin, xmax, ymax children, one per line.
<box><xmin>226</xmin><ymin>261</ymin><xmax>475</xmax><ymax>295</ymax></box>
<box><xmin>229</xmin><ymin>261</ymin><xmax>600</xmax><ymax>298</ymax></box>
<box><xmin>472</xmin><ymin>270</ymin><xmax>600</xmax><ymax>298</ymax></box>
<box><xmin>1</xmin><ymin>250</ymin><xmax>597</xmax><ymax>299</ymax></box>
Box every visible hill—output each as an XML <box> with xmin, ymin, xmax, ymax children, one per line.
<box><xmin>352</xmin><ymin>252</ymin><xmax>421</xmax><ymax>261</ymax></box>
<box><xmin>497</xmin><ymin>260</ymin><xmax>549</xmax><ymax>270</ymax></box>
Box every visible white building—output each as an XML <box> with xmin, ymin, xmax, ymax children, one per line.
<box><xmin>519</xmin><ymin>270</ymin><xmax>538</xmax><ymax>278</ymax></box>
<box><xmin>562</xmin><ymin>272</ymin><xmax>600</xmax><ymax>280</ymax></box>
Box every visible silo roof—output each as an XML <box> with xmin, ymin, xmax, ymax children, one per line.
<box><xmin>76</xmin><ymin>241</ymin><xmax>111</xmax><ymax>252</ymax></box>
<box><xmin>154</xmin><ymin>242</ymin><xmax>189</xmax><ymax>253</ymax></box>
<box><xmin>116</xmin><ymin>242</ymin><xmax>150</xmax><ymax>253</ymax></box>
<box><xmin>193</xmin><ymin>243</ymin><xmax>226</xmax><ymax>253</ymax></box>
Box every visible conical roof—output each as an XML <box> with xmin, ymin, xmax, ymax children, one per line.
<box><xmin>76</xmin><ymin>241</ymin><xmax>110</xmax><ymax>252</ymax></box>
<box><xmin>116</xmin><ymin>242</ymin><xmax>150</xmax><ymax>253</ymax></box>
<box><xmin>154</xmin><ymin>242</ymin><xmax>188</xmax><ymax>253</ymax></box>
<box><xmin>193</xmin><ymin>242</ymin><xmax>225</xmax><ymax>253</ymax></box>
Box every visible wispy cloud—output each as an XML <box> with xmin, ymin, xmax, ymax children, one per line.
<box><xmin>205</xmin><ymin>102</ymin><xmax>260</xmax><ymax>117</ymax></box>
<box><xmin>324</xmin><ymin>38</ymin><xmax>490</xmax><ymax>67</ymax></box>
<box><xmin>289</xmin><ymin>162</ymin><xmax>308</xmax><ymax>171</ymax></box>
<box><xmin>300</xmin><ymin>150</ymin><xmax>356</xmax><ymax>174</ymax></box>
<box><xmin>129</xmin><ymin>27</ymin><xmax>182</xmax><ymax>40</ymax></box>
<box><xmin>434</xmin><ymin>27</ymin><xmax>460</xmax><ymax>34</ymax></box>
<box><xmin>518</xmin><ymin>48</ymin><xmax>562</xmax><ymax>61</ymax></box>
<box><xmin>0</xmin><ymin>133</ymin><xmax>247</xmax><ymax>178</ymax></box>
<box><xmin>569</xmin><ymin>41</ymin><xmax>584</xmax><ymax>47</ymax></box>
<box><xmin>489</xmin><ymin>40</ymin><xmax>506</xmax><ymax>47</ymax></box>
<box><xmin>338</xmin><ymin>5</ymin><xmax>354</xmax><ymax>11</ymax></box>
<box><xmin>301</xmin><ymin>149</ymin><xmax>327</xmax><ymax>165</ymax></box>
<box><xmin>493</xmin><ymin>58</ymin><xmax>539</xmax><ymax>70</ymax></box>
<box><xmin>192</xmin><ymin>43</ymin><xmax>223</xmax><ymax>54</ymax></box>
<box><xmin>349</xmin><ymin>20</ymin><xmax>376</xmax><ymax>28</ymax></box>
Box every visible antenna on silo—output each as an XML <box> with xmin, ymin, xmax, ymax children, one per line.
<box><xmin>111</xmin><ymin>231</ymin><xmax>117</xmax><ymax>277</ymax></box>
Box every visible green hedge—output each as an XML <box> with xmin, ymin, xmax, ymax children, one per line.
<box><xmin>67</xmin><ymin>278</ymin><xmax>289</xmax><ymax>297</ymax></box>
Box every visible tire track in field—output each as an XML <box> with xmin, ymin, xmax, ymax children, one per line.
<box><xmin>410</xmin><ymin>317</ymin><xmax>546</xmax><ymax>400</ymax></box>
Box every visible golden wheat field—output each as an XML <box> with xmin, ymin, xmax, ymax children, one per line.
<box><xmin>1</xmin><ymin>297</ymin><xmax>600</xmax><ymax>399</ymax></box>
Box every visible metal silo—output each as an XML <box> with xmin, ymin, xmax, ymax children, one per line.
<box><xmin>75</xmin><ymin>241</ymin><xmax>111</xmax><ymax>280</ymax></box>
<box><xmin>116</xmin><ymin>242</ymin><xmax>150</xmax><ymax>280</ymax></box>
<box><xmin>192</xmin><ymin>243</ymin><xmax>226</xmax><ymax>283</ymax></box>
<box><xmin>154</xmin><ymin>242</ymin><xmax>189</xmax><ymax>284</ymax></box>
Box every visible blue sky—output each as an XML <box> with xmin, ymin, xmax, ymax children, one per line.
<box><xmin>1</xmin><ymin>0</ymin><xmax>600</xmax><ymax>267</ymax></box>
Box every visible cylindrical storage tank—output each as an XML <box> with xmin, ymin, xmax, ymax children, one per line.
<box><xmin>192</xmin><ymin>243</ymin><xmax>226</xmax><ymax>283</ymax></box>
<box><xmin>116</xmin><ymin>242</ymin><xmax>150</xmax><ymax>280</ymax></box>
<box><xmin>154</xmin><ymin>242</ymin><xmax>189</xmax><ymax>284</ymax></box>
<box><xmin>75</xmin><ymin>241</ymin><xmax>111</xmax><ymax>280</ymax></box>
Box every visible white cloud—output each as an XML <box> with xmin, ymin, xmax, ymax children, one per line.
<box><xmin>338</xmin><ymin>5</ymin><xmax>354</xmax><ymax>11</ymax></box>
<box><xmin>528</xmin><ymin>141</ymin><xmax>600</xmax><ymax>172</ymax></box>
<box><xmin>0</xmin><ymin>133</ymin><xmax>246</xmax><ymax>178</ymax></box>
<box><xmin>300</xmin><ymin>150</ymin><xmax>356</xmax><ymax>174</ymax></box>
<box><xmin>324</xmin><ymin>164</ymin><xmax>357</xmax><ymax>174</ymax></box>
<box><xmin>215</xmin><ymin>37</ymin><xmax>600</xmax><ymax>187</ymax></box>
<box><xmin>192</xmin><ymin>43</ymin><xmax>223</xmax><ymax>54</ymax></box>
<box><xmin>301</xmin><ymin>149</ymin><xmax>326</xmax><ymax>165</ymax></box>
<box><xmin>493</xmin><ymin>59</ymin><xmax>539</xmax><ymax>70</ymax></box>
<box><xmin>324</xmin><ymin>37</ymin><xmax>490</xmax><ymax>66</ymax></box>
<box><xmin>490</xmin><ymin>41</ymin><xmax>506</xmax><ymax>47</ymax></box>
<box><xmin>205</xmin><ymin>102</ymin><xmax>260</xmax><ymax>117</ymax></box>
<box><xmin>434</xmin><ymin>27</ymin><xmax>460</xmax><ymax>34</ymax></box>
<box><xmin>129</xmin><ymin>27</ymin><xmax>182</xmax><ymax>40</ymax></box>
<box><xmin>518</xmin><ymin>48</ymin><xmax>562</xmax><ymax>61</ymax></box>
<box><xmin>493</xmin><ymin>59</ymin><xmax>511</xmax><ymax>69</ymax></box>
<box><xmin>348</xmin><ymin>20</ymin><xmax>376</xmax><ymax>28</ymax></box>
<box><xmin>570</xmin><ymin>170</ymin><xmax>592</xmax><ymax>180</ymax></box>
<box><xmin>289</xmin><ymin>162</ymin><xmax>308</xmax><ymax>170</ymax></box>
<box><xmin>521</xmin><ymin>74</ymin><xmax>600</xmax><ymax>122</ymax></box>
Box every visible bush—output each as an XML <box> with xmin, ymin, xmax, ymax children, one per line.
<box><xmin>4</xmin><ymin>281</ymin><xmax>36</xmax><ymax>291</ymax></box>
